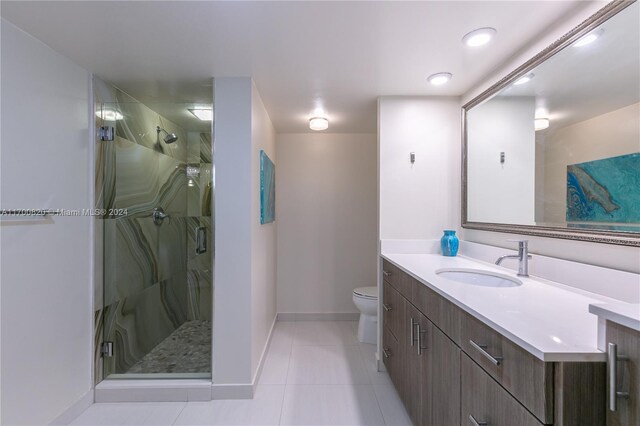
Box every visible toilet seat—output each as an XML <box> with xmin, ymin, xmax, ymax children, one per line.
<box><xmin>353</xmin><ymin>286</ymin><xmax>377</xmax><ymax>300</ymax></box>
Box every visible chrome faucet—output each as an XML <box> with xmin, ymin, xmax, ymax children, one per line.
<box><xmin>495</xmin><ymin>240</ymin><xmax>532</xmax><ymax>277</ymax></box>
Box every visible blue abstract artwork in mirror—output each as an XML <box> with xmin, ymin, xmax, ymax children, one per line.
<box><xmin>260</xmin><ymin>150</ymin><xmax>275</xmax><ymax>224</ymax></box>
<box><xmin>567</xmin><ymin>153</ymin><xmax>640</xmax><ymax>223</ymax></box>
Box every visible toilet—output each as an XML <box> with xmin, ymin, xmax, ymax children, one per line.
<box><xmin>352</xmin><ymin>286</ymin><xmax>378</xmax><ymax>344</ymax></box>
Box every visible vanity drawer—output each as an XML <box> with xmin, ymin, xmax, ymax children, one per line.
<box><xmin>382</xmin><ymin>324</ymin><xmax>404</xmax><ymax>401</ymax></box>
<box><xmin>411</xmin><ymin>279</ymin><xmax>462</xmax><ymax>346</ymax></box>
<box><xmin>382</xmin><ymin>259</ymin><xmax>411</xmax><ymax>299</ymax></box>
<box><xmin>461</xmin><ymin>354</ymin><xmax>543</xmax><ymax>426</ymax></box>
<box><xmin>461</xmin><ymin>312</ymin><xmax>553</xmax><ymax>424</ymax></box>
<box><xmin>383</xmin><ymin>281</ymin><xmax>404</xmax><ymax>341</ymax></box>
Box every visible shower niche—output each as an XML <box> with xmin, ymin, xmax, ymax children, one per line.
<box><xmin>94</xmin><ymin>78</ymin><xmax>213</xmax><ymax>381</ymax></box>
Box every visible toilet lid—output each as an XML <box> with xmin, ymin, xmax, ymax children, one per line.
<box><xmin>353</xmin><ymin>286</ymin><xmax>378</xmax><ymax>299</ymax></box>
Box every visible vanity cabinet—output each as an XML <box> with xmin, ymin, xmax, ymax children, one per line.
<box><xmin>381</xmin><ymin>258</ymin><xmax>606</xmax><ymax>426</ymax></box>
<box><xmin>606</xmin><ymin>321</ymin><xmax>640</xmax><ymax>426</ymax></box>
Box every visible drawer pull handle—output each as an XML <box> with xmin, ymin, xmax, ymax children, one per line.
<box><xmin>469</xmin><ymin>340</ymin><xmax>502</xmax><ymax>366</ymax></box>
<box><xmin>382</xmin><ymin>270</ymin><xmax>392</xmax><ymax>277</ymax></box>
<box><xmin>410</xmin><ymin>318</ymin><xmax>419</xmax><ymax>346</ymax></box>
<box><xmin>468</xmin><ymin>414</ymin><xmax>487</xmax><ymax>426</ymax></box>
<box><xmin>608</xmin><ymin>342</ymin><xmax>630</xmax><ymax>411</ymax></box>
<box><xmin>383</xmin><ymin>348</ymin><xmax>391</xmax><ymax>358</ymax></box>
<box><xmin>383</xmin><ymin>303</ymin><xmax>392</xmax><ymax>312</ymax></box>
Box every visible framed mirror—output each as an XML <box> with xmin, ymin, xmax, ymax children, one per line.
<box><xmin>462</xmin><ymin>0</ymin><xmax>640</xmax><ymax>247</ymax></box>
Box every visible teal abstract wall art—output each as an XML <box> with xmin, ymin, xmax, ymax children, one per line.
<box><xmin>260</xmin><ymin>150</ymin><xmax>275</xmax><ymax>224</ymax></box>
<box><xmin>566</xmin><ymin>153</ymin><xmax>640</xmax><ymax>223</ymax></box>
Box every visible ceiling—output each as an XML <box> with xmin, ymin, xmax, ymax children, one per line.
<box><xmin>496</xmin><ymin>1</ymin><xmax>639</xmax><ymax>131</ymax></box>
<box><xmin>1</xmin><ymin>1</ymin><xmax>589</xmax><ymax>133</ymax></box>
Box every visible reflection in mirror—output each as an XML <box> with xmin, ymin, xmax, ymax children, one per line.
<box><xmin>465</xmin><ymin>1</ymin><xmax>639</xmax><ymax>238</ymax></box>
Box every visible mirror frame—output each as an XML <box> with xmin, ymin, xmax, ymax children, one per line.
<box><xmin>461</xmin><ymin>0</ymin><xmax>640</xmax><ymax>247</ymax></box>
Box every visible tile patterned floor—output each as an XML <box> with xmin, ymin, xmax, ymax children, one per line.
<box><xmin>70</xmin><ymin>320</ymin><xmax>411</xmax><ymax>425</ymax></box>
<box><xmin>127</xmin><ymin>320</ymin><xmax>212</xmax><ymax>374</ymax></box>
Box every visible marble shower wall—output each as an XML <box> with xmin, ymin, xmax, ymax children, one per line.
<box><xmin>94</xmin><ymin>77</ymin><xmax>212</xmax><ymax>380</ymax></box>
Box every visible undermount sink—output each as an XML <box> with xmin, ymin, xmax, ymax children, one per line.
<box><xmin>436</xmin><ymin>268</ymin><xmax>522</xmax><ymax>288</ymax></box>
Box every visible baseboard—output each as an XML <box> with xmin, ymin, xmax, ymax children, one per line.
<box><xmin>211</xmin><ymin>383</ymin><xmax>254</xmax><ymax>399</ymax></box>
<box><xmin>95</xmin><ymin>379</ymin><xmax>212</xmax><ymax>402</ymax></box>
<box><xmin>252</xmin><ymin>315</ymin><xmax>277</xmax><ymax>391</ymax></box>
<box><xmin>277</xmin><ymin>312</ymin><xmax>360</xmax><ymax>321</ymax></box>
<box><xmin>49</xmin><ymin>389</ymin><xmax>94</xmax><ymax>425</ymax></box>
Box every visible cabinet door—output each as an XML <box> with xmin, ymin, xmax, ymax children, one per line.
<box><xmin>404</xmin><ymin>303</ymin><xmax>427</xmax><ymax>425</ymax></box>
<box><xmin>461</xmin><ymin>353</ymin><xmax>542</xmax><ymax>426</ymax></box>
<box><xmin>426</xmin><ymin>323</ymin><xmax>460</xmax><ymax>426</ymax></box>
<box><xmin>607</xmin><ymin>321</ymin><xmax>640</xmax><ymax>426</ymax></box>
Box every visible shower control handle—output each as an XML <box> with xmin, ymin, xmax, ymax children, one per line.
<box><xmin>152</xmin><ymin>207</ymin><xmax>169</xmax><ymax>225</ymax></box>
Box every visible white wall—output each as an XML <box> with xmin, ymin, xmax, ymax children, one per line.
<box><xmin>542</xmin><ymin>102</ymin><xmax>640</xmax><ymax>223</ymax></box>
<box><xmin>467</xmin><ymin>97</ymin><xmax>536</xmax><ymax>224</ymax></box>
<box><xmin>0</xmin><ymin>20</ymin><xmax>93</xmax><ymax>425</ymax></box>
<box><xmin>460</xmin><ymin>1</ymin><xmax>640</xmax><ymax>274</ymax></box>
<box><xmin>250</xmin><ymin>82</ymin><xmax>277</xmax><ymax>377</ymax></box>
<box><xmin>276</xmin><ymin>133</ymin><xmax>377</xmax><ymax>314</ymax></box>
<box><xmin>213</xmin><ymin>77</ymin><xmax>253</xmax><ymax>385</ymax></box>
<box><xmin>213</xmin><ymin>77</ymin><xmax>277</xmax><ymax>387</ymax></box>
<box><xmin>378</xmin><ymin>97</ymin><xmax>461</xmax><ymax>240</ymax></box>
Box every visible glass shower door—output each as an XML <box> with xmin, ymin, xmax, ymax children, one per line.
<box><xmin>96</xmin><ymin>93</ymin><xmax>212</xmax><ymax>380</ymax></box>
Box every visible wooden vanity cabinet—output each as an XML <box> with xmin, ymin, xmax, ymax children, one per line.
<box><xmin>381</xmin><ymin>258</ymin><xmax>606</xmax><ymax>426</ymax></box>
<box><xmin>606</xmin><ymin>321</ymin><xmax>640</xmax><ymax>426</ymax></box>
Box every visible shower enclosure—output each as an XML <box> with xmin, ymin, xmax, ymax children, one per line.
<box><xmin>94</xmin><ymin>79</ymin><xmax>213</xmax><ymax>380</ymax></box>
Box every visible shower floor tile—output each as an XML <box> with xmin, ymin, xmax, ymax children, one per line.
<box><xmin>127</xmin><ymin>320</ymin><xmax>211</xmax><ymax>374</ymax></box>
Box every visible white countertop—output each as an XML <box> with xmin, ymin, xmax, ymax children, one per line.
<box><xmin>589</xmin><ymin>302</ymin><xmax>640</xmax><ymax>332</ymax></box>
<box><xmin>382</xmin><ymin>253</ymin><xmax>614</xmax><ymax>362</ymax></box>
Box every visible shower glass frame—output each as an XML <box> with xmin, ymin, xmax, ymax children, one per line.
<box><xmin>94</xmin><ymin>93</ymin><xmax>214</xmax><ymax>382</ymax></box>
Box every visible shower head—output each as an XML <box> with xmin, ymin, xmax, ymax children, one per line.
<box><xmin>156</xmin><ymin>126</ymin><xmax>179</xmax><ymax>144</ymax></box>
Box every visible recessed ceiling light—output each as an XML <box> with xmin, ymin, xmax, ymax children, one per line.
<box><xmin>514</xmin><ymin>73</ymin><xmax>535</xmax><ymax>86</ymax></box>
<box><xmin>534</xmin><ymin>118</ymin><xmax>550</xmax><ymax>131</ymax></box>
<box><xmin>427</xmin><ymin>72</ymin><xmax>452</xmax><ymax>86</ymax></box>
<box><xmin>462</xmin><ymin>27</ymin><xmax>497</xmax><ymax>47</ymax></box>
<box><xmin>96</xmin><ymin>108</ymin><xmax>123</xmax><ymax>121</ymax></box>
<box><xmin>188</xmin><ymin>108</ymin><xmax>213</xmax><ymax>121</ymax></box>
<box><xmin>574</xmin><ymin>28</ymin><xmax>604</xmax><ymax>47</ymax></box>
<box><xmin>309</xmin><ymin>117</ymin><xmax>329</xmax><ymax>131</ymax></box>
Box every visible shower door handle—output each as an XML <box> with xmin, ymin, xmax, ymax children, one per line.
<box><xmin>196</xmin><ymin>227</ymin><xmax>207</xmax><ymax>254</ymax></box>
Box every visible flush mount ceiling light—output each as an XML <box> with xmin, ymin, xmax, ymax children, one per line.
<box><xmin>309</xmin><ymin>117</ymin><xmax>329</xmax><ymax>131</ymax></box>
<box><xmin>188</xmin><ymin>108</ymin><xmax>213</xmax><ymax>121</ymax></box>
<box><xmin>96</xmin><ymin>108</ymin><xmax>123</xmax><ymax>121</ymax></box>
<box><xmin>427</xmin><ymin>72</ymin><xmax>452</xmax><ymax>86</ymax></box>
<box><xmin>462</xmin><ymin>27</ymin><xmax>497</xmax><ymax>47</ymax></box>
<box><xmin>514</xmin><ymin>73</ymin><xmax>535</xmax><ymax>86</ymax></box>
<box><xmin>573</xmin><ymin>28</ymin><xmax>604</xmax><ymax>47</ymax></box>
<box><xmin>534</xmin><ymin>118</ymin><xmax>550</xmax><ymax>131</ymax></box>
